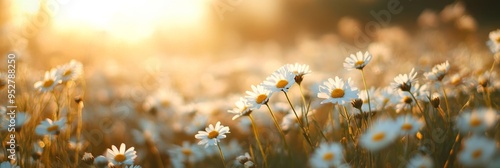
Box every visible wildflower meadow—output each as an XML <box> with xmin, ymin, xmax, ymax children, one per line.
<box><xmin>1</xmin><ymin>1</ymin><xmax>499</xmax><ymax>168</ymax></box>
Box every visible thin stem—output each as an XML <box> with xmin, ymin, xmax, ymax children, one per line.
<box><xmin>75</xmin><ymin>101</ymin><xmax>84</xmax><ymax>166</ymax></box>
<box><xmin>283</xmin><ymin>91</ymin><xmax>314</xmax><ymax>148</ymax></box>
<box><xmin>440</xmin><ymin>81</ymin><xmax>451</xmax><ymax>122</ymax></box>
<box><xmin>407</xmin><ymin>91</ymin><xmax>424</xmax><ymax>114</ymax></box>
<box><xmin>216</xmin><ymin>142</ymin><xmax>227</xmax><ymax>168</ymax></box>
<box><xmin>265</xmin><ymin>103</ymin><xmax>290</xmax><ymax>157</ymax></box>
<box><xmin>249</xmin><ymin>114</ymin><xmax>269</xmax><ymax>168</ymax></box>
<box><xmin>360</xmin><ymin>70</ymin><xmax>372</xmax><ymax>123</ymax></box>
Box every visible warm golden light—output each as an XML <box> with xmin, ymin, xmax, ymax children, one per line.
<box><xmin>17</xmin><ymin>0</ymin><xmax>210</xmax><ymax>41</ymax></box>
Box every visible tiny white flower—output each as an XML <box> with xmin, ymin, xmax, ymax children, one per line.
<box><xmin>424</xmin><ymin>61</ymin><xmax>450</xmax><ymax>81</ymax></box>
<box><xmin>310</xmin><ymin>142</ymin><xmax>344</xmax><ymax>167</ymax></box>
<box><xmin>486</xmin><ymin>29</ymin><xmax>500</xmax><ymax>54</ymax></box>
<box><xmin>391</xmin><ymin>68</ymin><xmax>418</xmax><ymax>91</ymax></box>
<box><xmin>34</xmin><ymin>69</ymin><xmax>61</xmax><ymax>92</ymax></box>
<box><xmin>245</xmin><ymin>84</ymin><xmax>272</xmax><ymax>109</ymax></box>
<box><xmin>195</xmin><ymin>121</ymin><xmax>230</xmax><ymax>148</ymax></box>
<box><xmin>360</xmin><ymin>119</ymin><xmax>400</xmax><ymax>151</ymax></box>
<box><xmin>55</xmin><ymin>60</ymin><xmax>83</xmax><ymax>82</ymax></box>
<box><xmin>35</xmin><ymin>118</ymin><xmax>66</xmax><ymax>136</ymax></box>
<box><xmin>228</xmin><ymin>97</ymin><xmax>253</xmax><ymax>120</ymax></box>
<box><xmin>317</xmin><ymin>76</ymin><xmax>359</xmax><ymax>105</ymax></box>
<box><xmin>455</xmin><ymin>108</ymin><xmax>497</xmax><ymax>134</ymax></box>
<box><xmin>344</xmin><ymin>51</ymin><xmax>372</xmax><ymax>70</ymax></box>
<box><xmin>406</xmin><ymin>154</ymin><xmax>434</xmax><ymax>168</ymax></box>
<box><xmin>396</xmin><ymin>115</ymin><xmax>424</xmax><ymax>136</ymax></box>
<box><xmin>263</xmin><ymin>67</ymin><xmax>296</xmax><ymax>93</ymax></box>
<box><xmin>105</xmin><ymin>143</ymin><xmax>137</xmax><ymax>166</ymax></box>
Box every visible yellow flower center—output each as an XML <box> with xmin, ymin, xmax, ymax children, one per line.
<box><xmin>401</xmin><ymin>123</ymin><xmax>413</xmax><ymax>131</ymax></box>
<box><xmin>403</xmin><ymin>96</ymin><xmax>413</xmax><ymax>104</ymax></box>
<box><xmin>322</xmin><ymin>152</ymin><xmax>334</xmax><ymax>161</ymax></box>
<box><xmin>114</xmin><ymin>154</ymin><xmax>127</xmax><ymax>162</ymax></box>
<box><xmin>330</xmin><ymin>88</ymin><xmax>345</xmax><ymax>98</ymax></box>
<box><xmin>276</xmin><ymin>80</ymin><xmax>289</xmax><ymax>89</ymax></box>
<box><xmin>43</xmin><ymin>79</ymin><xmax>54</xmax><ymax>88</ymax></box>
<box><xmin>355</xmin><ymin>61</ymin><xmax>365</xmax><ymax>67</ymax></box>
<box><xmin>63</xmin><ymin>70</ymin><xmax>72</xmax><ymax>77</ymax></box>
<box><xmin>372</xmin><ymin>132</ymin><xmax>385</xmax><ymax>142</ymax></box>
<box><xmin>256</xmin><ymin>94</ymin><xmax>267</xmax><ymax>104</ymax></box>
<box><xmin>472</xmin><ymin>149</ymin><xmax>482</xmax><ymax>159</ymax></box>
<box><xmin>182</xmin><ymin>148</ymin><xmax>192</xmax><ymax>156</ymax></box>
<box><xmin>46</xmin><ymin>125</ymin><xmax>59</xmax><ymax>132</ymax></box>
<box><xmin>496</xmin><ymin>37</ymin><xmax>500</xmax><ymax>43</ymax></box>
<box><xmin>469</xmin><ymin>117</ymin><xmax>482</xmax><ymax>127</ymax></box>
<box><xmin>208</xmin><ymin>130</ymin><xmax>219</xmax><ymax>139</ymax></box>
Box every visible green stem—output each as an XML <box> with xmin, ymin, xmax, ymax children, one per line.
<box><xmin>360</xmin><ymin>70</ymin><xmax>372</xmax><ymax>124</ymax></box>
<box><xmin>216</xmin><ymin>142</ymin><xmax>227</xmax><ymax>168</ymax></box>
<box><xmin>249</xmin><ymin>114</ymin><xmax>269</xmax><ymax>168</ymax></box>
<box><xmin>283</xmin><ymin>91</ymin><xmax>314</xmax><ymax>149</ymax></box>
<box><xmin>440</xmin><ymin>81</ymin><xmax>452</xmax><ymax>122</ymax></box>
<box><xmin>265</xmin><ymin>103</ymin><xmax>291</xmax><ymax>157</ymax></box>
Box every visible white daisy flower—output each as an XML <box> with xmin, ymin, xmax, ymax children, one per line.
<box><xmin>486</xmin><ymin>29</ymin><xmax>500</xmax><ymax>54</ymax></box>
<box><xmin>391</xmin><ymin>91</ymin><xmax>415</xmax><ymax>113</ymax></box>
<box><xmin>458</xmin><ymin>135</ymin><xmax>496</xmax><ymax>167</ymax></box>
<box><xmin>245</xmin><ymin>84</ymin><xmax>272</xmax><ymax>109</ymax></box>
<box><xmin>396</xmin><ymin>115</ymin><xmax>424</xmax><ymax>136</ymax></box>
<box><xmin>55</xmin><ymin>60</ymin><xmax>83</xmax><ymax>82</ymax></box>
<box><xmin>476</xmin><ymin>71</ymin><xmax>500</xmax><ymax>93</ymax></box>
<box><xmin>455</xmin><ymin>108</ymin><xmax>497</xmax><ymax>134</ymax></box>
<box><xmin>195</xmin><ymin>121</ymin><xmax>230</xmax><ymax>148</ymax></box>
<box><xmin>35</xmin><ymin>118</ymin><xmax>66</xmax><ymax>136</ymax></box>
<box><xmin>105</xmin><ymin>143</ymin><xmax>137</xmax><ymax>166</ymax></box>
<box><xmin>34</xmin><ymin>69</ymin><xmax>61</xmax><ymax>92</ymax></box>
<box><xmin>168</xmin><ymin>141</ymin><xmax>204</xmax><ymax>164</ymax></box>
<box><xmin>285</xmin><ymin>63</ymin><xmax>312</xmax><ymax>84</ymax></box>
<box><xmin>263</xmin><ymin>67</ymin><xmax>296</xmax><ymax>93</ymax></box>
<box><xmin>317</xmin><ymin>76</ymin><xmax>359</xmax><ymax>105</ymax></box>
<box><xmin>406</xmin><ymin>154</ymin><xmax>433</xmax><ymax>168</ymax></box>
<box><xmin>359</xmin><ymin>119</ymin><xmax>400</xmax><ymax>151</ymax></box>
<box><xmin>391</xmin><ymin>68</ymin><xmax>418</xmax><ymax>91</ymax></box>
<box><xmin>309</xmin><ymin>142</ymin><xmax>344</xmax><ymax>168</ymax></box>
<box><xmin>235</xmin><ymin>152</ymin><xmax>252</xmax><ymax>165</ymax></box>
<box><xmin>343</xmin><ymin>51</ymin><xmax>373</xmax><ymax>70</ymax></box>
<box><xmin>358</xmin><ymin>87</ymin><xmax>378</xmax><ymax>113</ymax></box>
<box><xmin>424</xmin><ymin>61</ymin><xmax>450</xmax><ymax>81</ymax></box>
<box><xmin>228</xmin><ymin>97</ymin><xmax>253</xmax><ymax>120</ymax></box>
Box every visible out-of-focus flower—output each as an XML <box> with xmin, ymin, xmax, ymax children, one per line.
<box><xmin>309</xmin><ymin>142</ymin><xmax>344</xmax><ymax>167</ymax></box>
<box><xmin>456</xmin><ymin>15</ymin><xmax>477</xmax><ymax>32</ymax></box>
<box><xmin>34</xmin><ymin>69</ymin><xmax>61</xmax><ymax>92</ymax></box>
<box><xmin>168</xmin><ymin>141</ymin><xmax>204</xmax><ymax>164</ymax></box>
<box><xmin>236</xmin><ymin>152</ymin><xmax>252</xmax><ymax>165</ymax></box>
<box><xmin>263</xmin><ymin>67</ymin><xmax>296</xmax><ymax>93</ymax></box>
<box><xmin>455</xmin><ymin>108</ymin><xmax>497</xmax><ymax>134</ymax></box>
<box><xmin>142</xmin><ymin>89</ymin><xmax>184</xmax><ymax>117</ymax></box>
<box><xmin>458</xmin><ymin>135</ymin><xmax>496</xmax><ymax>167</ymax></box>
<box><xmin>0</xmin><ymin>161</ymin><xmax>20</xmax><ymax>168</ymax></box>
<box><xmin>93</xmin><ymin>155</ymin><xmax>109</xmax><ymax>168</ymax></box>
<box><xmin>195</xmin><ymin>121</ymin><xmax>230</xmax><ymax>148</ymax></box>
<box><xmin>82</xmin><ymin>152</ymin><xmax>94</xmax><ymax>165</ymax></box>
<box><xmin>360</xmin><ymin>119</ymin><xmax>399</xmax><ymax>151</ymax></box>
<box><xmin>228</xmin><ymin>97</ymin><xmax>253</xmax><ymax>120</ymax></box>
<box><xmin>476</xmin><ymin>71</ymin><xmax>500</xmax><ymax>93</ymax></box>
<box><xmin>55</xmin><ymin>60</ymin><xmax>83</xmax><ymax>82</ymax></box>
<box><xmin>245</xmin><ymin>84</ymin><xmax>272</xmax><ymax>109</ymax></box>
<box><xmin>317</xmin><ymin>76</ymin><xmax>359</xmax><ymax>105</ymax></box>
<box><xmin>406</xmin><ymin>154</ymin><xmax>433</xmax><ymax>168</ymax></box>
<box><xmin>487</xmin><ymin>29</ymin><xmax>500</xmax><ymax>54</ymax></box>
<box><xmin>106</xmin><ymin>143</ymin><xmax>137</xmax><ymax>166</ymax></box>
<box><xmin>344</xmin><ymin>51</ymin><xmax>372</xmax><ymax>70</ymax></box>
<box><xmin>396</xmin><ymin>115</ymin><xmax>424</xmax><ymax>136</ymax></box>
<box><xmin>440</xmin><ymin>2</ymin><xmax>465</xmax><ymax>22</ymax></box>
<box><xmin>391</xmin><ymin>68</ymin><xmax>418</xmax><ymax>92</ymax></box>
<box><xmin>35</xmin><ymin>118</ymin><xmax>66</xmax><ymax>136</ymax></box>
<box><xmin>418</xmin><ymin>9</ymin><xmax>439</xmax><ymax>29</ymax></box>
<box><xmin>424</xmin><ymin>61</ymin><xmax>450</xmax><ymax>81</ymax></box>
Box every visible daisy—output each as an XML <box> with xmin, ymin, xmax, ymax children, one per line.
<box><xmin>458</xmin><ymin>135</ymin><xmax>496</xmax><ymax>167</ymax></box>
<box><xmin>359</xmin><ymin>119</ymin><xmax>400</xmax><ymax>151</ymax></box>
<box><xmin>106</xmin><ymin>143</ymin><xmax>137</xmax><ymax>166</ymax></box>
<box><xmin>391</xmin><ymin>68</ymin><xmax>418</xmax><ymax>92</ymax></box>
<box><xmin>455</xmin><ymin>108</ymin><xmax>497</xmax><ymax>134</ymax></box>
<box><xmin>236</xmin><ymin>152</ymin><xmax>252</xmax><ymax>165</ymax></box>
<box><xmin>55</xmin><ymin>60</ymin><xmax>83</xmax><ymax>82</ymax></box>
<box><xmin>195</xmin><ymin>121</ymin><xmax>230</xmax><ymax>148</ymax></box>
<box><xmin>406</xmin><ymin>154</ymin><xmax>434</xmax><ymax>168</ymax></box>
<box><xmin>33</xmin><ymin>69</ymin><xmax>61</xmax><ymax>92</ymax></box>
<box><xmin>424</xmin><ymin>61</ymin><xmax>450</xmax><ymax>81</ymax></box>
<box><xmin>245</xmin><ymin>84</ymin><xmax>272</xmax><ymax>109</ymax></box>
<box><xmin>228</xmin><ymin>97</ymin><xmax>253</xmax><ymax>120</ymax></box>
<box><xmin>476</xmin><ymin>71</ymin><xmax>500</xmax><ymax>93</ymax></box>
<box><xmin>309</xmin><ymin>142</ymin><xmax>344</xmax><ymax>167</ymax></box>
<box><xmin>317</xmin><ymin>76</ymin><xmax>359</xmax><ymax>105</ymax></box>
<box><xmin>263</xmin><ymin>67</ymin><xmax>296</xmax><ymax>93</ymax></box>
<box><xmin>344</xmin><ymin>51</ymin><xmax>372</xmax><ymax>70</ymax></box>
<box><xmin>396</xmin><ymin>115</ymin><xmax>424</xmax><ymax>136</ymax></box>
<box><xmin>285</xmin><ymin>63</ymin><xmax>312</xmax><ymax>84</ymax></box>
<box><xmin>486</xmin><ymin>29</ymin><xmax>500</xmax><ymax>54</ymax></box>
<box><xmin>391</xmin><ymin>91</ymin><xmax>415</xmax><ymax>113</ymax></box>
<box><xmin>168</xmin><ymin>141</ymin><xmax>204</xmax><ymax>164</ymax></box>
<box><xmin>35</xmin><ymin>118</ymin><xmax>66</xmax><ymax>136</ymax></box>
